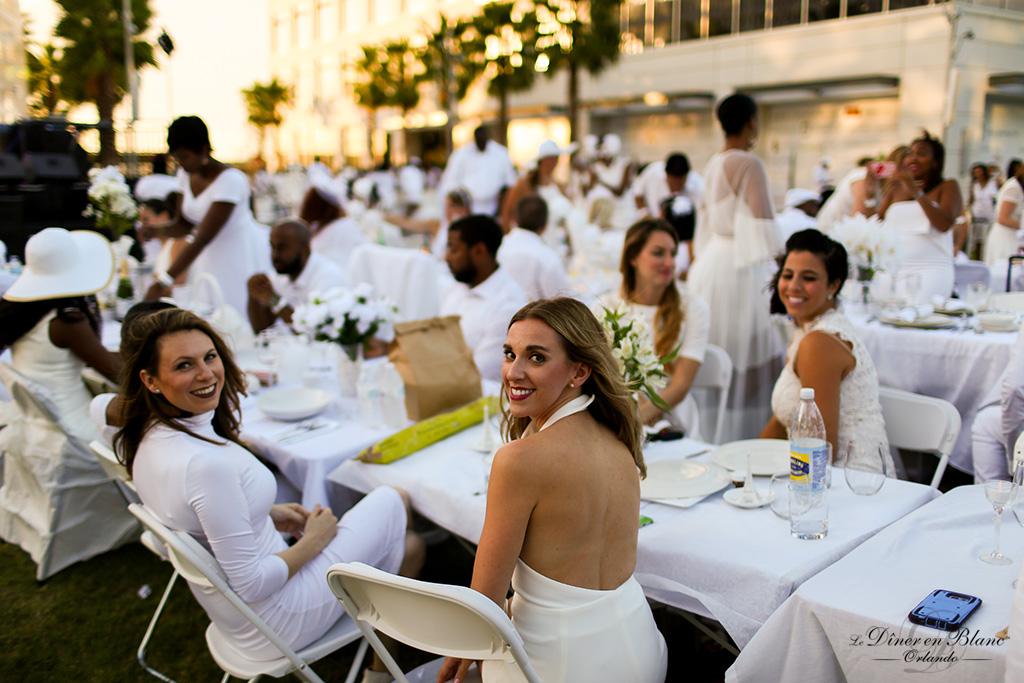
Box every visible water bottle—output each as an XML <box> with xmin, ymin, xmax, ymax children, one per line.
<box><xmin>789</xmin><ymin>387</ymin><xmax>829</xmax><ymax>540</ymax></box>
<box><xmin>378</xmin><ymin>362</ymin><xmax>407</xmax><ymax>429</ymax></box>
<box><xmin>6</xmin><ymin>256</ymin><xmax>22</xmax><ymax>275</ymax></box>
<box><xmin>357</xmin><ymin>361</ymin><xmax>383</xmax><ymax>427</ymax></box>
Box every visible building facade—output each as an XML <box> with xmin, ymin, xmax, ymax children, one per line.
<box><xmin>270</xmin><ymin>0</ymin><xmax>1024</xmax><ymax>196</ymax></box>
<box><xmin>0</xmin><ymin>0</ymin><xmax>27</xmax><ymax>123</ymax></box>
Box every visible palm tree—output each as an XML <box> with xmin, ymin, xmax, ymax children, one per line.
<box><xmin>241</xmin><ymin>78</ymin><xmax>293</xmax><ymax>165</ymax></box>
<box><xmin>534</xmin><ymin>0</ymin><xmax>621</xmax><ymax>142</ymax></box>
<box><xmin>25</xmin><ymin>42</ymin><xmax>65</xmax><ymax>117</ymax></box>
<box><xmin>53</xmin><ymin>0</ymin><xmax>157</xmax><ymax>164</ymax></box>
<box><xmin>353</xmin><ymin>41</ymin><xmax>425</xmax><ymax>163</ymax></box>
<box><xmin>418</xmin><ymin>15</ymin><xmax>476</xmax><ymax>154</ymax></box>
<box><xmin>457</xmin><ymin>2</ymin><xmax>540</xmax><ymax>146</ymax></box>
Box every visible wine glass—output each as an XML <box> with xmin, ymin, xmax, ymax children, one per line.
<box><xmin>965</xmin><ymin>282</ymin><xmax>990</xmax><ymax>312</ymax></box>
<box><xmin>255</xmin><ymin>328</ymin><xmax>281</xmax><ymax>367</ymax></box>
<box><xmin>980</xmin><ymin>480</ymin><xmax>1016</xmax><ymax>565</ymax></box>
<box><xmin>898</xmin><ymin>271</ymin><xmax>923</xmax><ymax>306</ymax></box>
<box><xmin>840</xmin><ymin>441</ymin><xmax>888</xmax><ymax>496</ymax></box>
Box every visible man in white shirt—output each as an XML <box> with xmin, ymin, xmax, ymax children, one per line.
<box><xmin>973</xmin><ymin>331</ymin><xmax>1024</xmax><ymax>482</ymax></box>
<box><xmin>632</xmin><ymin>153</ymin><xmax>703</xmax><ymax>264</ymax></box>
<box><xmin>776</xmin><ymin>188</ymin><xmax>820</xmax><ymax>240</ymax></box>
<box><xmin>441</xmin><ymin>215</ymin><xmax>527</xmax><ymax>381</ymax></box>
<box><xmin>439</xmin><ymin>126</ymin><xmax>517</xmax><ymax>216</ymax></box>
<box><xmin>497</xmin><ymin>195</ymin><xmax>573</xmax><ymax>301</ymax></box>
<box><xmin>247</xmin><ymin>219</ymin><xmax>346</xmax><ymax>333</ymax></box>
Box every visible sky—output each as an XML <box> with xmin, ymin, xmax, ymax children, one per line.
<box><xmin>21</xmin><ymin>0</ymin><xmax>271</xmax><ymax>161</ymax></box>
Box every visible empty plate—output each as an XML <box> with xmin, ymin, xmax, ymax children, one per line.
<box><xmin>878</xmin><ymin>314</ymin><xmax>956</xmax><ymax>330</ymax></box>
<box><xmin>258</xmin><ymin>386</ymin><xmax>332</xmax><ymax>421</ymax></box>
<box><xmin>640</xmin><ymin>460</ymin><xmax>732</xmax><ymax>500</ymax></box>
<box><xmin>711</xmin><ymin>439</ymin><xmax>791</xmax><ymax>476</ymax></box>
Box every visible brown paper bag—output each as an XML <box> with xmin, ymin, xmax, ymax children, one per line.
<box><xmin>388</xmin><ymin>315</ymin><xmax>482</xmax><ymax>420</ymax></box>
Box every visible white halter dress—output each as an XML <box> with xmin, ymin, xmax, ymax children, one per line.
<box><xmin>485</xmin><ymin>394</ymin><xmax>668</xmax><ymax>683</ymax></box>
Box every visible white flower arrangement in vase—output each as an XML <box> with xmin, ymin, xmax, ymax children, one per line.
<box><xmin>83</xmin><ymin>166</ymin><xmax>137</xmax><ymax>236</ymax></box>
<box><xmin>291</xmin><ymin>283</ymin><xmax>397</xmax><ymax>360</ymax></box>
<box><xmin>831</xmin><ymin>214</ymin><xmax>900</xmax><ymax>282</ymax></box>
<box><xmin>599</xmin><ymin>305</ymin><xmax>677</xmax><ymax>410</ymax></box>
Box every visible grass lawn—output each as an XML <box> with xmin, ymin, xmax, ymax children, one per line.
<box><xmin>0</xmin><ymin>533</ymin><xmax>735</xmax><ymax>682</ymax></box>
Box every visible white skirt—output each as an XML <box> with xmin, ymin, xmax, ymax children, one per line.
<box><xmin>484</xmin><ymin>559</ymin><xmax>667</xmax><ymax>683</ymax></box>
<box><xmin>984</xmin><ymin>223</ymin><xmax>1020</xmax><ymax>268</ymax></box>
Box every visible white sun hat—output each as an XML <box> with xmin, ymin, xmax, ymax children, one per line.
<box><xmin>600</xmin><ymin>133</ymin><xmax>622</xmax><ymax>157</ymax></box>
<box><xmin>784</xmin><ymin>188</ymin><xmax>820</xmax><ymax>209</ymax></box>
<box><xmin>3</xmin><ymin>228</ymin><xmax>114</xmax><ymax>302</ymax></box>
<box><xmin>308</xmin><ymin>164</ymin><xmax>346</xmax><ymax>208</ymax></box>
<box><xmin>133</xmin><ymin>174</ymin><xmax>181</xmax><ymax>202</ymax></box>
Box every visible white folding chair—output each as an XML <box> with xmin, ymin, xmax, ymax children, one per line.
<box><xmin>346</xmin><ymin>243</ymin><xmax>447</xmax><ymax>322</ymax></box>
<box><xmin>128</xmin><ymin>504</ymin><xmax>368</xmax><ymax>683</ymax></box>
<box><xmin>690</xmin><ymin>344</ymin><xmax>732</xmax><ymax>445</ymax></box>
<box><xmin>987</xmin><ymin>292</ymin><xmax>1024</xmax><ymax>314</ymax></box>
<box><xmin>326</xmin><ymin>562</ymin><xmax>542</xmax><ymax>683</ymax></box>
<box><xmin>90</xmin><ymin>440</ymin><xmax>178</xmax><ymax>682</ymax></box>
<box><xmin>953</xmin><ymin>260</ymin><xmax>993</xmax><ymax>297</ymax></box>
<box><xmin>878</xmin><ymin>387</ymin><xmax>961</xmax><ymax>489</ymax></box>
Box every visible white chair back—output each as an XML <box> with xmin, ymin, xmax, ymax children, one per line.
<box><xmin>878</xmin><ymin>387</ymin><xmax>960</xmax><ymax>489</ymax></box>
<box><xmin>953</xmin><ymin>260</ymin><xmax>993</xmax><ymax>296</ymax></box>
<box><xmin>327</xmin><ymin>562</ymin><xmax>543</xmax><ymax>683</ymax></box>
<box><xmin>690</xmin><ymin>344</ymin><xmax>732</xmax><ymax>445</ymax></box>
<box><xmin>128</xmin><ymin>504</ymin><xmax>364</xmax><ymax>683</ymax></box>
<box><xmin>988</xmin><ymin>292</ymin><xmax>1024</xmax><ymax>314</ymax></box>
<box><xmin>89</xmin><ymin>439</ymin><xmax>135</xmax><ymax>492</ymax></box>
<box><xmin>346</xmin><ymin>243</ymin><xmax>446</xmax><ymax>322</ymax></box>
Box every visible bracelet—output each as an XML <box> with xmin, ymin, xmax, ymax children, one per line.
<box><xmin>154</xmin><ymin>270</ymin><xmax>174</xmax><ymax>288</ymax></box>
<box><xmin>271</xmin><ymin>296</ymin><xmax>290</xmax><ymax>315</ymax></box>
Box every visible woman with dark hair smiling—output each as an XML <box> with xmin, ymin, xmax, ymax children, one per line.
<box><xmin>762</xmin><ymin>229</ymin><xmax>893</xmax><ymax>473</ymax></box>
<box><xmin>143</xmin><ymin>115</ymin><xmax>269</xmax><ymax>312</ymax></box>
<box><xmin>878</xmin><ymin>131</ymin><xmax>963</xmax><ymax>301</ymax></box>
<box><xmin>115</xmin><ymin>308</ymin><xmax>423</xmax><ymax>671</ymax></box>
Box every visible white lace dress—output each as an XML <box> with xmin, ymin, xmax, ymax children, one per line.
<box><xmin>770</xmin><ymin>308</ymin><xmax>894</xmax><ymax>474</ymax></box>
<box><xmin>688</xmin><ymin>149</ymin><xmax>785</xmax><ymax>440</ymax></box>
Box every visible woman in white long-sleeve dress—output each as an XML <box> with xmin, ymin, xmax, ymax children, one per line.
<box><xmin>115</xmin><ymin>308</ymin><xmax>424</xmax><ymax>672</ymax></box>
<box><xmin>689</xmin><ymin>94</ymin><xmax>784</xmax><ymax>441</ymax></box>
<box><xmin>439</xmin><ymin>298</ymin><xmax>666</xmax><ymax>683</ymax></box>
<box><xmin>878</xmin><ymin>132</ymin><xmax>963</xmax><ymax>302</ymax></box>
<box><xmin>144</xmin><ymin>116</ymin><xmax>270</xmax><ymax>312</ymax></box>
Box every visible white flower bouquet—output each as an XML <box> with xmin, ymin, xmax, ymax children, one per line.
<box><xmin>600</xmin><ymin>306</ymin><xmax>677</xmax><ymax>410</ymax></box>
<box><xmin>291</xmin><ymin>284</ymin><xmax>397</xmax><ymax>359</ymax></box>
<box><xmin>831</xmin><ymin>214</ymin><xmax>900</xmax><ymax>280</ymax></box>
<box><xmin>83</xmin><ymin>166</ymin><xmax>137</xmax><ymax>236</ymax></box>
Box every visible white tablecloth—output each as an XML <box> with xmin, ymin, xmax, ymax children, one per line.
<box><xmin>728</xmin><ymin>485</ymin><xmax>1018</xmax><ymax>683</ymax></box>
<box><xmin>331</xmin><ymin>431</ymin><xmax>938</xmax><ymax>648</ymax></box>
<box><xmin>848</xmin><ymin>312</ymin><xmax>1016</xmax><ymax>474</ymax></box>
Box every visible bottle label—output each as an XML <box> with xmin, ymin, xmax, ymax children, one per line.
<box><xmin>790</xmin><ymin>442</ymin><xmax>828</xmax><ymax>488</ymax></box>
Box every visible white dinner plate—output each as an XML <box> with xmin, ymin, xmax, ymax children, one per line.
<box><xmin>640</xmin><ymin>460</ymin><xmax>732</xmax><ymax>500</ymax></box>
<box><xmin>258</xmin><ymin>386</ymin><xmax>332</xmax><ymax>421</ymax></box>
<box><xmin>878</xmin><ymin>314</ymin><xmax>956</xmax><ymax>330</ymax></box>
<box><xmin>711</xmin><ymin>439</ymin><xmax>791</xmax><ymax>476</ymax></box>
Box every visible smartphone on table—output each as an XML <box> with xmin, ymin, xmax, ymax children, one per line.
<box><xmin>907</xmin><ymin>589</ymin><xmax>981</xmax><ymax>631</ymax></box>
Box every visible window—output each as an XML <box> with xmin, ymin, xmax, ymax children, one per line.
<box><xmin>626</xmin><ymin>0</ymin><xmax>646</xmax><ymax>45</ymax></box>
<box><xmin>847</xmin><ymin>0</ymin><xmax>882</xmax><ymax>16</ymax></box>
<box><xmin>652</xmin><ymin>0</ymin><xmax>674</xmax><ymax>47</ymax></box>
<box><xmin>807</xmin><ymin>0</ymin><xmax>840</xmax><ymax>21</ymax></box>
<box><xmin>889</xmin><ymin>0</ymin><xmax>931</xmax><ymax>8</ymax></box>
<box><xmin>772</xmin><ymin>0</ymin><xmax>802</xmax><ymax>27</ymax></box>
<box><xmin>679</xmin><ymin>0</ymin><xmax>701</xmax><ymax>40</ymax></box>
<box><xmin>708</xmin><ymin>0</ymin><xmax>733</xmax><ymax>37</ymax></box>
<box><xmin>739</xmin><ymin>0</ymin><xmax>767</xmax><ymax>32</ymax></box>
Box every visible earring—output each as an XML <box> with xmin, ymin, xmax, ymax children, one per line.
<box><xmin>152</xmin><ymin>387</ymin><xmax>161</xmax><ymax>394</ymax></box>
<box><xmin>827</xmin><ymin>293</ymin><xmax>835</xmax><ymax>301</ymax></box>
<box><xmin>569</xmin><ymin>382</ymin><xmax>575</xmax><ymax>388</ymax></box>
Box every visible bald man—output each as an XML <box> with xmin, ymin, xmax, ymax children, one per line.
<box><xmin>247</xmin><ymin>219</ymin><xmax>346</xmax><ymax>333</ymax></box>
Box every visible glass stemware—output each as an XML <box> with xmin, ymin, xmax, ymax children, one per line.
<box><xmin>898</xmin><ymin>271</ymin><xmax>923</xmax><ymax>306</ymax></box>
<box><xmin>965</xmin><ymin>281</ymin><xmax>990</xmax><ymax>312</ymax></box>
<box><xmin>980</xmin><ymin>480</ymin><xmax>1016</xmax><ymax>565</ymax></box>
<box><xmin>840</xmin><ymin>441</ymin><xmax>888</xmax><ymax>496</ymax></box>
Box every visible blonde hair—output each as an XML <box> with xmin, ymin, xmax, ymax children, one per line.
<box><xmin>620</xmin><ymin>219</ymin><xmax>684</xmax><ymax>358</ymax></box>
<box><xmin>501</xmin><ymin>298</ymin><xmax>647</xmax><ymax>477</ymax></box>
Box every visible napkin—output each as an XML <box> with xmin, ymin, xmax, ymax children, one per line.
<box><xmin>896</xmin><ymin>304</ymin><xmax>934</xmax><ymax>322</ymax></box>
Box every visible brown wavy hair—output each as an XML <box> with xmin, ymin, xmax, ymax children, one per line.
<box><xmin>113</xmin><ymin>308</ymin><xmax>247</xmax><ymax>475</ymax></box>
<box><xmin>501</xmin><ymin>298</ymin><xmax>647</xmax><ymax>477</ymax></box>
<box><xmin>620</xmin><ymin>219</ymin><xmax>684</xmax><ymax>358</ymax></box>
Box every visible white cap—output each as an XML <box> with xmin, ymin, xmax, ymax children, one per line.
<box><xmin>800</xmin><ymin>387</ymin><xmax>815</xmax><ymax>400</ymax></box>
<box><xmin>600</xmin><ymin>133</ymin><xmax>622</xmax><ymax>156</ymax></box>
<box><xmin>785</xmin><ymin>188</ymin><xmax>820</xmax><ymax>209</ymax></box>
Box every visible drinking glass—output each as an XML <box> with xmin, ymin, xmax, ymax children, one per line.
<box><xmin>255</xmin><ymin>328</ymin><xmax>282</xmax><ymax>367</ymax></box>
<box><xmin>898</xmin><ymin>271</ymin><xmax>923</xmax><ymax>306</ymax></box>
<box><xmin>769</xmin><ymin>473</ymin><xmax>790</xmax><ymax>519</ymax></box>
<box><xmin>965</xmin><ymin>282</ymin><xmax>990</xmax><ymax>312</ymax></box>
<box><xmin>840</xmin><ymin>441</ymin><xmax>888</xmax><ymax>496</ymax></box>
<box><xmin>980</xmin><ymin>480</ymin><xmax>1016</xmax><ymax>565</ymax></box>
